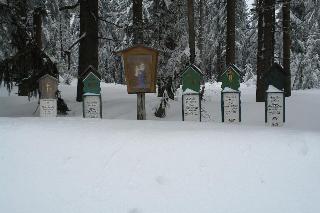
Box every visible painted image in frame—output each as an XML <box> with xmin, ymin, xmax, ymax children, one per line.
<box><xmin>126</xmin><ymin>55</ymin><xmax>153</xmax><ymax>92</ymax></box>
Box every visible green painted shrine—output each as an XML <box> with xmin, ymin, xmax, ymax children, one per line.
<box><xmin>182</xmin><ymin>65</ymin><xmax>203</xmax><ymax>92</ymax></box>
<box><xmin>82</xmin><ymin>66</ymin><xmax>101</xmax><ymax>95</ymax></box>
<box><xmin>221</xmin><ymin>64</ymin><xmax>241</xmax><ymax>91</ymax></box>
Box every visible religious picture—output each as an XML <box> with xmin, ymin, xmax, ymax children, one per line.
<box><xmin>127</xmin><ymin>55</ymin><xmax>152</xmax><ymax>92</ymax></box>
<box><xmin>227</xmin><ymin>69</ymin><xmax>233</xmax><ymax>82</ymax></box>
<box><xmin>135</xmin><ymin>63</ymin><xmax>147</xmax><ymax>89</ymax></box>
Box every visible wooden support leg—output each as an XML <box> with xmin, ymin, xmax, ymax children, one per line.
<box><xmin>137</xmin><ymin>93</ymin><xmax>146</xmax><ymax>120</ymax></box>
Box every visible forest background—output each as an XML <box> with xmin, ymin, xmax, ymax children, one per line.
<box><xmin>0</xmin><ymin>0</ymin><xmax>319</xmax><ymax>92</ymax></box>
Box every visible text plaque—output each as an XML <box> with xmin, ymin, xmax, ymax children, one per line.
<box><xmin>83</xmin><ymin>95</ymin><xmax>101</xmax><ymax>118</ymax></box>
<box><xmin>266</xmin><ymin>92</ymin><xmax>284</xmax><ymax>127</ymax></box>
<box><xmin>222</xmin><ymin>92</ymin><xmax>240</xmax><ymax>123</ymax></box>
<box><xmin>183</xmin><ymin>94</ymin><xmax>201</xmax><ymax>122</ymax></box>
<box><xmin>40</xmin><ymin>99</ymin><xmax>57</xmax><ymax>117</ymax></box>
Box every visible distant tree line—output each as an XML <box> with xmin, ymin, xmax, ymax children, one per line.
<box><xmin>0</xmin><ymin>0</ymin><xmax>320</xmax><ymax>101</ymax></box>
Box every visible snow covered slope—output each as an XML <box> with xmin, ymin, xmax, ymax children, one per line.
<box><xmin>0</xmin><ymin>83</ymin><xmax>320</xmax><ymax>213</ymax></box>
<box><xmin>1</xmin><ymin>82</ymin><xmax>320</xmax><ymax>131</ymax></box>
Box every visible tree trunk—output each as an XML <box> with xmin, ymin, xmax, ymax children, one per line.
<box><xmin>33</xmin><ymin>8</ymin><xmax>43</xmax><ymax>50</ymax></box>
<box><xmin>133</xmin><ymin>0</ymin><xmax>143</xmax><ymax>44</ymax></box>
<box><xmin>263</xmin><ymin>0</ymin><xmax>275</xmax><ymax>84</ymax></box>
<box><xmin>76</xmin><ymin>0</ymin><xmax>99</xmax><ymax>102</ymax></box>
<box><xmin>187</xmin><ymin>0</ymin><xmax>196</xmax><ymax>64</ymax></box>
<box><xmin>256</xmin><ymin>0</ymin><xmax>265</xmax><ymax>102</ymax></box>
<box><xmin>283</xmin><ymin>0</ymin><xmax>291</xmax><ymax>97</ymax></box>
<box><xmin>216</xmin><ymin>43</ymin><xmax>223</xmax><ymax>80</ymax></box>
<box><xmin>12</xmin><ymin>0</ymin><xmax>28</xmax><ymax>52</ymax></box>
<box><xmin>198</xmin><ymin>0</ymin><xmax>204</xmax><ymax>71</ymax></box>
<box><xmin>256</xmin><ymin>0</ymin><xmax>275</xmax><ymax>102</ymax></box>
<box><xmin>226</xmin><ymin>0</ymin><xmax>235</xmax><ymax>66</ymax></box>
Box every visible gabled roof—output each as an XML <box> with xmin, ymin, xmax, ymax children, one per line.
<box><xmin>81</xmin><ymin>65</ymin><xmax>101</xmax><ymax>80</ymax></box>
<box><xmin>39</xmin><ymin>74</ymin><xmax>58</xmax><ymax>82</ymax></box>
<box><xmin>180</xmin><ymin>64</ymin><xmax>204</xmax><ymax>76</ymax></box>
<box><xmin>221</xmin><ymin>64</ymin><xmax>242</xmax><ymax>77</ymax></box>
<box><xmin>116</xmin><ymin>44</ymin><xmax>159</xmax><ymax>55</ymax></box>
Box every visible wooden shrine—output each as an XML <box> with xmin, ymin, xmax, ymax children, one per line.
<box><xmin>82</xmin><ymin>66</ymin><xmax>102</xmax><ymax>118</ymax></box>
<box><xmin>181</xmin><ymin>65</ymin><xmax>203</xmax><ymax>92</ymax></box>
<box><xmin>181</xmin><ymin>65</ymin><xmax>203</xmax><ymax>122</ymax></box>
<box><xmin>82</xmin><ymin>66</ymin><xmax>101</xmax><ymax>95</ymax></box>
<box><xmin>117</xmin><ymin>45</ymin><xmax>159</xmax><ymax>120</ymax></box>
<box><xmin>39</xmin><ymin>74</ymin><xmax>58</xmax><ymax>99</ymax></box>
<box><xmin>264</xmin><ymin>63</ymin><xmax>286</xmax><ymax>127</ymax></box>
<box><xmin>221</xmin><ymin>65</ymin><xmax>241</xmax><ymax>123</ymax></box>
<box><xmin>221</xmin><ymin>64</ymin><xmax>241</xmax><ymax>91</ymax></box>
<box><xmin>39</xmin><ymin>74</ymin><xmax>58</xmax><ymax>117</ymax></box>
<box><xmin>263</xmin><ymin>63</ymin><xmax>287</xmax><ymax>91</ymax></box>
<box><xmin>117</xmin><ymin>45</ymin><xmax>159</xmax><ymax>94</ymax></box>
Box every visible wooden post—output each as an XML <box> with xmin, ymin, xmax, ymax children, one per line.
<box><xmin>137</xmin><ymin>93</ymin><xmax>146</xmax><ymax>120</ymax></box>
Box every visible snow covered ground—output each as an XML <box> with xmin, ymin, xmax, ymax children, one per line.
<box><xmin>1</xmin><ymin>82</ymin><xmax>320</xmax><ymax>213</ymax></box>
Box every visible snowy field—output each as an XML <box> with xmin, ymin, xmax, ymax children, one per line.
<box><xmin>1</xmin><ymin>82</ymin><xmax>320</xmax><ymax>213</ymax></box>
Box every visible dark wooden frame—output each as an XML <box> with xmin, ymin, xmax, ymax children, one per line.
<box><xmin>117</xmin><ymin>45</ymin><xmax>159</xmax><ymax>94</ymax></box>
<box><xmin>182</xmin><ymin>93</ymin><xmax>201</xmax><ymax>122</ymax></box>
<box><xmin>221</xmin><ymin>91</ymin><xmax>241</xmax><ymax>123</ymax></box>
<box><xmin>39</xmin><ymin>74</ymin><xmax>58</xmax><ymax>99</ymax></box>
<box><xmin>265</xmin><ymin>91</ymin><xmax>285</xmax><ymax>124</ymax></box>
<box><xmin>82</xmin><ymin>94</ymin><xmax>103</xmax><ymax>119</ymax></box>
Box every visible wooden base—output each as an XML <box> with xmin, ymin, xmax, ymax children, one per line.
<box><xmin>137</xmin><ymin>93</ymin><xmax>146</xmax><ymax>120</ymax></box>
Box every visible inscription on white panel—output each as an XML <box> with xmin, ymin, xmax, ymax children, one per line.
<box><xmin>84</xmin><ymin>95</ymin><xmax>101</xmax><ymax>118</ymax></box>
<box><xmin>267</xmin><ymin>93</ymin><xmax>284</xmax><ymax>127</ymax></box>
<box><xmin>40</xmin><ymin>99</ymin><xmax>57</xmax><ymax>117</ymax></box>
<box><xmin>223</xmin><ymin>92</ymin><xmax>240</xmax><ymax>123</ymax></box>
<box><xmin>183</xmin><ymin>94</ymin><xmax>200</xmax><ymax>122</ymax></box>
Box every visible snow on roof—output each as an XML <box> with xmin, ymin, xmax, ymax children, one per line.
<box><xmin>221</xmin><ymin>64</ymin><xmax>241</xmax><ymax>77</ymax></box>
<box><xmin>39</xmin><ymin>74</ymin><xmax>58</xmax><ymax>82</ymax></box>
<box><xmin>222</xmin><ymin>87</ymin><xmax>238</xmax><ymax>92</ymax></box>
<box><xmin>83</xmin><ymin>72</ymin><xmax>101</xmax><ymax>82</ymax></box>
<box><xmin>267</xmin><ymin>85</ymin><xmax>283</xmax><ymax>93</ymax></box>
<box><xmin>82</xmin><ymin>65</ymin><xmax>101</xmax><ymax>81</ymax></box>
<box><xmin>83</xmin><ymin>93</ymin><xmax>101</xmax><ymax>96</ymax></box>
<box><xmin>181</xmin><ymin>64</ymin><xmax>204</xmax><ymax>76</ymax></box>
<box><xmin>116</xmin><ymin>44</ymin><xmax>159</xmax><ymax>55</ymax></box>
<box><xmin>183</xmin><ymin>88</ymin><xmax>199</xmax><ymax>94</ymax></box>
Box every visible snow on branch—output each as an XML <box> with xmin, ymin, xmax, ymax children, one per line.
<box><xmin>59</xmin><ymin>0</ymin><xmax>80</xmax><ymax>11</ymax></box>
<box><xmin>98</xmin><ymin>17</ymin><xmax>126</xmax><ymax>29</ymax></box>
<box><xmin>64</xmin><ymin>32</ymin><xmax>87</xmax><ymax>70</ymax></box>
